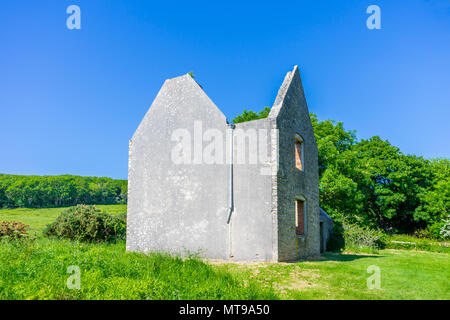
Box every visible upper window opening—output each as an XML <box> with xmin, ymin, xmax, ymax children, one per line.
<box><xmin>295</xmin><ymin>135</ymin><xmax>304</xmax><ymax>171</ymax></box>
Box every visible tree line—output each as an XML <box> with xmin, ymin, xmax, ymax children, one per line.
<box><xmin>0</xmin><ymin>174</ymin><xmax>127</xmax><ymax>208</ymax></box>
<box><xmin>1</xmin><ymin>110</ymin><xmax>448</xmax><ymax>239</ymax></box>
<box><xmin>233</xmin><ymin>109</ymin><xmax>449</xmax><ymax>239</ymax></box>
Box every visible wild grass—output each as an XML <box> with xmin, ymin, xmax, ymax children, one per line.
<box><xmin>0</xmin><ymin>205</ymin><xmax>448</xmax><ymax>300</ymax></box>
<box><xmin>384</xmin><ymin>234</ymin><xmax>450</xmax><ymax>253</ymax></box>
<box><xmin>0</xmin><ymin>238</ymin><xmax>277</xmax><ymax>300</ymax></box>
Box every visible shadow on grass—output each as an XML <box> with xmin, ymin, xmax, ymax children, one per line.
<box><xmin>279</xmin><ymin>252</ymin><xmax>384</xmax><ymax>264</ymax></box>
<box><xmin>317</xmin><ymin>252</ymin><xmax>384</xmax><ymax>262</ymax></box>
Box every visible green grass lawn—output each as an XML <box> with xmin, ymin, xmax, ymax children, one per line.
<box><xmin>221</xmin><ymin>250</ymin><xmax>450</xmax><ymax>299</ymax></box>
<box><xmin>0</xmin><ymin>205</ymin><xmax>126</xmax><ymax>236</ymax></box>
<box><xmin>0</xmin><ymin>205</ymin><xmax>449</xmax><ymax>300</ymax></box>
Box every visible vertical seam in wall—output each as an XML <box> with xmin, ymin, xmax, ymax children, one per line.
<box><xmin>228</xmin><ymin>219</ymin><xmax>232</xmax><ymax>259</ymax></box>
<box><xmin>271</xmin><ymin>120</ymin><xmax>279</xmax><ymax>262</ymax></box>
<box><xmin>227</xmin><ymin>123</ymin><xmax>234</xmax><ymax>259</ymax></box>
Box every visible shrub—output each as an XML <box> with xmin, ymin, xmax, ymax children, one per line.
<box><xmin>43</xmin><ymin>205</ymin><xmax>126</xmax><ymax>242</ymax></box>
<box><xmin>440</xmin><ymin>215</ymin><xmax>450</xmax><ymax>240</ymax></box>
<box><xmin>413</xmin><ymin>229</ymin><xmax>433</xmax><ymax>239</ymax></box>
<box><xmin>0</xmin><ymin>220</ymin><xmax>29</xmax><ymax>240</ymax></box>
<box><xmin>342</xmin><ymin>221</ymin><xmax>385</xmax><ymax>250</ymax></box>
<box><xmin>328</xmin><ymin>220</ymin><xmax>385</xmax><ymax>252</ymax></box>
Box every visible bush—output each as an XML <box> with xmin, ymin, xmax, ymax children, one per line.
<box><xmin>328</xmin><ymin>220</ymin><xmax>385</xmax><ymax>252</ymax></box>
<box><xmin>0</xmin><ymin>221</ymin><xmax>29</xmax><ymax>240</ymax></box>
<box><xmin>440</xmin><ymin>215</ymin><xmax>450</xmax><ymax>239</ymax></box>
<box><xmin>43</xmin><ymin>205</ymin><xmax>126</xmax><ymax>242</ymax></box>
<box><xmin>343</xmin><ymin>221</ymin><xmax>386</xmax><ymax>250</ymax></box>
<box><xmin>413</xmin><ymin>229</ymin><xmax>433</xmax><ymax>239</ymax></box>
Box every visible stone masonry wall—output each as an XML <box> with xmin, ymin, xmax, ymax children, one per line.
<box><xmin>269</xmin><ymin>66</ymin><xmax>320</xmax><ymax>261</ymax></box>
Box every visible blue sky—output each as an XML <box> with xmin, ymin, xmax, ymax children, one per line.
<box><xmin>0</xmin><ymin>0</ymin><xmax>449</xmax><ymax>179</ymax></box>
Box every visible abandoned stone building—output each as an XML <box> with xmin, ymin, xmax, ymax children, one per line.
<box><xmin>126</xmin><ymin>65</ymin><xmax>333</xmax><ymax>262</ymax></box>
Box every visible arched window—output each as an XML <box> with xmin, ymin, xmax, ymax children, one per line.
<box><xmin>295</xmin><ymin>134</ymin><xmax>304</xmax><ymax>171</ymax></box>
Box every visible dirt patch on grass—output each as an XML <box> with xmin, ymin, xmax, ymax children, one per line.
<box><xmin>272</xmin><ymin>267</ymin><xmax>322</xmax><ymax>294</ymax></box>
<box><xmin>211</xmin><ymin>259</ymin><xmax>324</xmax><ymax>294</ymax></box>
<box><xmin>251</xmin><ymin>266</ymin><xmax>322</xmax><ymax>292</ymax></box>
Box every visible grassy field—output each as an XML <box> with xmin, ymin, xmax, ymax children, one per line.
<box><xmin>0</xmin><ymin>205</ymin><xmax>127</xmax><ymax>235</ymax></box>
<box><xmin>0</xmin><ymin>205</ymin><xmax>449</xmax><ymax>300</ymax></box>
<box><xmin>222</xmin><ymin>250</ymin><xmax>450</xmax><ymax>299</ymax></box>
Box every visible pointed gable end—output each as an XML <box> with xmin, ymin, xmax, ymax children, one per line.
<box><xmin>132</xmin><ymin>74</ymin><xmax>226</xmax><ymax>142</ymax></box>
<box><xmin>269</xmin><ymin>65</ymin><xmax>320</xmax><ymax>261</ymax></box>
<box><xmin>269</xmin><ymin>65</ymin><xmax>309</xmax><ymax>121</ymax></box>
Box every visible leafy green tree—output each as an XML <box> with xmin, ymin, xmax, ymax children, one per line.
<box><xmin>350</xmin><ymin>138</ymin><xmax>431</xmax><ymax>233</ymax></box>
<box><xmin>310</xmin><ymin>114</ymin><xmax>356</xmax><ymax>178</ymax></box>
<box><xmin>414</xmin><ymin>159</ymin><xmax>450</xmax><ymax>237</ymax></box>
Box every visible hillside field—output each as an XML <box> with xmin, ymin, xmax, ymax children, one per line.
<box><xmin>0</xmin><ymin>205</ymin><xmax>449</xmax><ymax>300</ymax></box>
